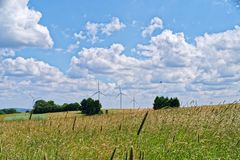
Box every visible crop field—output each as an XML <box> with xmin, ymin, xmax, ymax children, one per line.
<box><xmin>0</xmin><ymin>104</ymin><xmax>240</xmax><ymax>160</ymax></box>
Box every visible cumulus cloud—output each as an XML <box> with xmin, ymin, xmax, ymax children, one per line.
<box><xmin>1</xmin><ymin>13</ymin><xmax>240</xmax><ymax>107</ymax></box>
<box><xmin>69</xmin><ymin>25</ymin><xmax>240</xmax><ymax>105</ymax></box>
<box><xmin>0</xmin><ymin>0</ymin><xmax>53</xmax><ymax>49</ymax></box>
<box><xmin>101</xmin><ymin>17</ymin><xmax>126</xmax><ymax>35</ymax></box>
<box><xmin>68</xmin><ymin>44</ymin><xmax>146</xmax><ymax>86</ymax></box>
<box><xmin>85</xmin><ymin>22</ymin><xmax>100</xmax><ymax>44</ymax></box>
<box><xmin>0</xmin><ymin>56</ymin><xmax>109</xmax><ymax>107</ymax></box>
<box><xmin>142</xmin><ymin>17</ymin><xmax>164</xmax><ymax>38</ymax></box>
<box><xmin>0</xmin><ymin>48</ymin><xmax>15</xmax><ymax>57</ymax></box>
<box><xmin>193</xmin><ymin>26</ymin><xmax>240</xmax><ymax>86</ymax></box>
<box><xmin>2</xmin><ymin>57</ymin><xmax>64</xmax><ymax>83</ymax></box>
<box><xmin>74</xmin><ymin>31</ymin><xmax>86</xmax><ymax>41</ymax></box>
<box><xmin>74</xmin><ymin>17</ymin><xmax>125</xmax><ymax>44</ymax></box>
<box><xmin>140</xmin><ymin>27</ymin><xmax>240</xmax><ymax>102</ymax></box>
<box><xmin>66</xmin><ymin>41</ymin><xmax>80</xmax><ymax>53</ymax></box>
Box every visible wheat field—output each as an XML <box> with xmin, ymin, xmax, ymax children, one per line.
<box><xmin>0</xmin><ymin>104</ymin><xmax>240</xmax><ymax>159</ymax></box>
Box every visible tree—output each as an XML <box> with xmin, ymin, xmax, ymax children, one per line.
<box><xmin>32</xmin><ymin>100</ymin><xmax>81</xmax><ymax>114</ymax></box>
<box><xmin>153</xmin><ymin>96</ymin><xmax>180</xmax><ymax>110</ymax></box>
<box><xmin>32</xmin><ymin>100</ymin><xmax>60</xmax><ymax>114</ymax></box>
<box><xmin>169</xmin><ymin>98</ymin><xmax>180</xmax><ymax>108</ymax></box>
<box><xmin>153</xmin><ymin>96</ymin><xmax>168</xmax><ymax>109</ymax></box>
<box><xmin>63</xmin><ymin>103</ymin><xmax>80</xmax><ymax>111</ymax></box>
<box><xmin>32</xmin><ymin>100</ymin><xmax>48</xmax><ymax>114</ymax></box>
<box><xmin>80</xmin><ymin>98</ymin><xmax>102</xmax><ymax>115</ymax></box>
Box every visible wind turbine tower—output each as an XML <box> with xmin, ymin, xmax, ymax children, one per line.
<box><xmin>117</xmin><ymin>86</ymin><xmax>127</xmax><ymax>109</ymax></box>
<box><xmin>91</xmin><ymin>81</ymin><xmax>105</xmax><ymax>102</ymax></box>
<box><xmin>131</xmin><ymin>96</ymin><xmax>136</xmax><ymax>109</ymax></box>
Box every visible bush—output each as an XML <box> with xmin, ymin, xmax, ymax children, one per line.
<box><xmin>153</xmin><ymin>96</ymin><xmax>180</xmax><ymax>110</ymax></box>
<box><xmin>80</xmin><ymin>98</ymin><xmax>102</xmax><ymax>115</ymax></box>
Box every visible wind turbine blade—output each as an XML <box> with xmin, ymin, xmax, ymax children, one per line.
<box><xmin>90</xmin><ymin>92</ymin><xmax>98</xmax><ymax>98</ymax></box>
<box><xmin>28</xmin><ymin>93</ymin><xmax>34</xmax><ymax>100</ymax></box>
<box><xmin>100</xmin><ymin>92</ymin><xmax>106</xmax><ymax>96</ymax></box>
<box><xmin>122</xmin><ymin>93</ymin><xmax>127</xmax><ymax>96</ymax></box>
<box><xmin>123</xmin><ymin>93</ymin><xmax>131</xmax><ymax>99</ymax></box>
<box><xmin>35</xmin><ymin>97</ymin><xmax>42</xmax><ymax>101</ymax></box>
<box><xmin>106</xmin><ymin>93</ymin><xmax>115</xmax><ymax>97</ymax></box>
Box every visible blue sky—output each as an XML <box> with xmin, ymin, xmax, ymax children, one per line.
<box><xmin>22</xmin><ymin>0</ymin><xmax>240</xmax><ymax>71</ymax></box>
<box><xmin>0</xmin><ymin>0</ymin><xmax>240</xmax><ymax>108</ymax></box>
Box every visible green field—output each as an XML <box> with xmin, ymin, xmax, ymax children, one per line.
<box><xmin>0</xmin><ymin>105</ymin><xmax>239</xmax><ymax>159</ymax></box>
<box><xmin>3</xmin><ymin>114</ymin><xmax>47</xmax><ymax>121</ymax></box>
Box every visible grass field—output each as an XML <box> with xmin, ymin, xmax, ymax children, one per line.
<box><xmin>3</xmin><ymin>114</ymin><xmax>47</xmax><ymax>121</ymax></box>
<box><xmin>0</xmin><ymin>104</ymin><xmax>239</xmax><ymax>159</ymax></box>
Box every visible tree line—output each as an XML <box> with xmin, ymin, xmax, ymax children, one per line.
<box><xmin>32</xmin><ymin>96</ymin><xmax>179</xmax><ymax>115</ymax></box>
<box><xmin>153</xmin><ymin>96</ymin><xmax>180</xmax><ymax>109</ymax></box>
<box><xmin>0</xmin><ymin>108</ymin><xmax>18</xmax><ymax>114</ymax></box>
<box><xmin>32</xmin><ymin>98</ymin><xmax>102</xmax><ymax>115</ymax></box>
<box><xmin>0</xmin><ymin>96</ymin><xmax>180</xmax><ymax>115</ymax></box>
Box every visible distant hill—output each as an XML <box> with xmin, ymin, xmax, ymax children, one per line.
<box><xmin>15</xmin><ymin>108</ymin><xmax>31</xmax><ymax>113</ymax></box>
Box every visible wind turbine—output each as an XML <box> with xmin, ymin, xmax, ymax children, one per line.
<box><xmin>28</xmin><ymin>93</ymin><xmax>42</xmax><ymax>107</ymax></box>
<box><xmin>90</xmin><ymin>81</ymin><xmax>105</xmax><ymax>102</ymax></box>
<box><xmin>116</xmin><ymin>86</ymin><xmax>127</xmax><ymax>109</ymax></box>
<box><xmin>130</xmin><ymin>96</ymin><xmax>136</xmax><ymax>109</ymax></box>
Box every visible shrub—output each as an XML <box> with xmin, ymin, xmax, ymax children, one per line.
<box><xmin>80</xmin><ymin>98</ymin><xmax>102</xmax><ymax>115</ymax></box>
<box><xmin>153</xmin><ymin>96</ymin><xmax>180</xmax><ymax>110</ymax></box>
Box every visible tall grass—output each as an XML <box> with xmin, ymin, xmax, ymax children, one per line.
<box><xmin>0</xmin><ymin>104</ymin><xmax>239</xmax><ymax>159</ymax></box>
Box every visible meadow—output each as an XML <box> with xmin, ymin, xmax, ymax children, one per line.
<box><xmin>0</xmin><ymin>104</ymin><xmax>239</xmax><ymax>160</ymax></box>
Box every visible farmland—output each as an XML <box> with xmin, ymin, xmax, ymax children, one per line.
<box><xmin>0</xmin><ymin>104</ymin><xmax>240</xmax><ymax>159</ymax></box>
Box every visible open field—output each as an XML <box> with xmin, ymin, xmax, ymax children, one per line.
<box><xmin>0</xmin><ymin>104</ymin><xmax>240</xmax><ymax>159</ymax></box>
<box><xmin>3</xmin><ymin>114</ymin><xmax>47</xmax><ymax>121</ymax></box>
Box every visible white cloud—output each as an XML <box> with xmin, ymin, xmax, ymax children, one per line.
<box><xmin>66</xmin><ymin>41</ymin><xmax>80</xmax><ymax>53</ymax></box>
<box><xmin>74</xmin><ymin>31</ymin><xmax>86</xmax><ymax>40</ymax></box>
<box><xmin>1</xmin><ymin>14</ymin><xmax>240</xmax><ymax>108</ymax></box>
<box><xmin>74</xmin><ymin>17</ymin><xmax>125</xmax><ymax>44</ymax></box>
<box><xmin>1</xmin><ymin>57</ymin><xmax>64</xmax><ymax>83</ymax></box>
<box><xmin>193</xmin><ymin>26</ymin><xmax>240</xmax><ymax>86</ymax></box>
<box><xmin>0</xmin><ymin>48</ymin><xmax>15</xmax><ymax>57</ymax></box>
<box><xmin>69</xmin><ymin>26</ymin><xmax>240</xmax><ymax>105</ymax></box>
<box><xmin>101</xmin><ymin>17</ymin><xmax>126</xmax><ymax>35</ymax></box>
<box><xmin>68</xmin><ymin>44</ymin><xmax>146</xmax><ymax>85</ymax></box>
<box><xmin>85</xmin><ymin>22</ymin><xmax>101</xmax><ymax>44</ymax></box>
<box><xmin>142</xmin><ymin>17</ymin><xmax>164</xmax><ymax>38</ymax></box>
<box><xmin>0</xmin><ymin>56</ymin><xmax>105</xmax><ymax>107</ymax></box>
<box><xmin>0</xmin><ymin>0</ymin><xmax>53</xmax><ymax>49</ymax></box>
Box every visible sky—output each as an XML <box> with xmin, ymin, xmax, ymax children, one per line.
<box><xmin>0</xmin><ymin>0</ymin><xmax>240</xmax><ymax>109</ymax></box>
